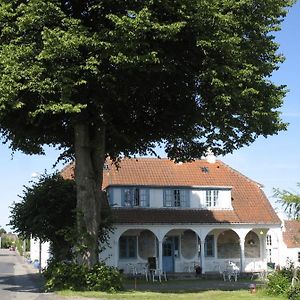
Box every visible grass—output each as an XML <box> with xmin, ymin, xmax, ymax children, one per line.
<box><xmin>57</xmin><ymin>276</ymin><xmax>285</xmax><ymax>300</ymax></box>
<box><xmin>58</xmin><ymin>289</ymin><xmax>286</xmax><ymax>300</ymax></box>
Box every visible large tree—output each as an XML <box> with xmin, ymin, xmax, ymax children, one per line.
<box><xmin>0</xmin><ymin>0</ymin><xmax>292</xmax><ymax>266</ymax></box>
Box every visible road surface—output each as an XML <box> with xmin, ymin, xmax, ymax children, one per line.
<box><xmin>0</xmin><ymin>248</ymin><xmax>74</xmax><ymax>300</ymax></box>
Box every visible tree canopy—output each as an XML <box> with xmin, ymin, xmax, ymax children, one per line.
<box><xmin>9</xmin><ymin>172</ymin><xmax>113</xmax><ymax>261</ymax></box>
<box><xmin>0</xmin><ymin>0</ymin><xmax>293</xmax><ymax>265</ymax></box>
<box><xmin>274</xmin><ymin>184</ymin><xmax>300</xmax><ymax>220</ymax></box>
<box><xmin>9</xmin><ymin>173</ymin><xmax>77</xmax><ymax>260</ymax></box>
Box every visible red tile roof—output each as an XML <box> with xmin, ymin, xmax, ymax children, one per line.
<box><xmin>61</xmin><ymin>157</ymin><xmax>280</xmax><ymax>225</ymax></box>
<box><xmin>112</xmin><ymin>208</ymin><xmax>240</xmax><ymax>224</ymax></box>
<box><xmin>283</xmin><ymin>220</ymin><xmax>300</xmax><ymax>248</ymax></box>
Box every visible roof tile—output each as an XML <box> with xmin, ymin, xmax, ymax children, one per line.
<box><xmin>283</xmin><ymin>220</ymin><xmax>300</xmax><ymax>248</ymax></box>
<box><xmin>62</xmin><ymin>157</ymin><xmax>280</xmax><ymax>225</ymax></box>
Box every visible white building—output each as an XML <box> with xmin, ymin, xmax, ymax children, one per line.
<box><xmin>267</xmin><ymin>219</ymin><xmax>300</xmax><ymax>269</ymax></box>
<box><xmin>30</xmin><ymin>238</ymin><xmax>50</xmax><ymax>269</ymax></box>
<box><xmin>62</xmin><ymin>156</ymin><xmax>282</xmax><ymax>274</ymax></box>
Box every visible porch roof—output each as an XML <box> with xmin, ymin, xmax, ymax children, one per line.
<box><xmin>111</xmin><ymin>207</ymin><xmax>278</xmax><ymax>225</ymax></box>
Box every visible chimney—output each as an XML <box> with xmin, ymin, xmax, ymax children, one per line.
<box><xmin>206</xmin><ymin>148</ymin><xmax>216</xmax><ymax>164</ymax></box>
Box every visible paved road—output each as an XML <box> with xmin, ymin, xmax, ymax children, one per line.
<box><xmin>0</xmin><ymin>249</ymin><xmax>78</xmax><ymax>300</ymax></box>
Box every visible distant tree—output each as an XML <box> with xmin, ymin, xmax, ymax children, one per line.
<box><xmin>0</xmin><ymin>227</ymin><xmax>6</xmax><ymax>235</ymax></box>
<box><xmin>0</xmin><ymin>0</ymin><xmax>292</xmax><ymax>266</ymax></box>
<box><xmin>1</xmin><ymin>236</ymin><xmax>13</xmax><ymax>249</ymax></box>
<box><xmin>274</xmin><ymin>184</ymin><xmax>300</xmax><ymax>219</ymax></box>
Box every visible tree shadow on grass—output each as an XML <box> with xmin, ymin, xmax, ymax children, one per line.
<box><xmin>123</xmin><ymin>278</ymin><xmax>256</xmax><ymax>294</ymax></box>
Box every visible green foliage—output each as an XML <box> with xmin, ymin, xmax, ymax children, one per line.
<box><xmin>9</xmin><ymin>172</ymin><xmax>77</xmax><ymax>261</ymax></box>
<box><xmin>0</xmin><ymin>235</ymin><xmax>14</xmax><ymax>248</ymax></box>
<box><xmin>15</xmin><ymin>238</ymin><xmax>24</xmax><ymax>255</ymax></box>
<box><xmin>274</xmin><ymin>184</ymin><xmax>300</xmax><ymax>219</ymax></box>
<box><xmin>86</xmin><ymin>263</ymin><xmax>123</xmax><ymax>292</ymax></box>
<box><xmin>8</xmin><ymin>172</ymin><xmax>113</xmax><ymax>261</ymax></box>
<box><xmin>266</xmin><ymin>261</ymin><xmax>297</xmax><ymax>296</ymax></box>
<box><xmin>0</xmin><ymin>227</ymin><xmax>6</xmax><ymax>235</ymax></box>
<box><xmin>44</xmin><ymin>261</ymin><xmax>88</xmax><ymax>291</ymax></box>
<box><xmin>288</xmin><ymin>283</ymin><xmax>300</xmax><ymax>300</ymax></box>
<box><xmin>0</xmin><ymin>0</ymin><xmax>294</xmax><ymax>266</ymax></box>
<box><xmin>266</xmin><ymin>271</ymin><xmax>291</xmax><ymax>295</ymax></box>
<box><xmin>44</xmin><ymin>261</ymin><xmax>123</xmax><ymax>292</ymax></box>
<box><xmin>0</xmin><ymin>0</ymin><xmax>292</xmax><ymax>160</ymax></box>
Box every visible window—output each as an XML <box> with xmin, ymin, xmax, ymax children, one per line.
<box><xmin>119</xmin><ymin>236</ymin><xmax>137</xmax><ymax>258</ymax></box>
<box><xmin>106</xmin><ymin>188</ymin><xmax>113</xmax><ymax>206</ymax></box>
<box><xmin>122</xmin><ymin>187</ymin><xmax>149</xmax><ymax>207</ymax></box>
<box><xmin>206</xmin><ymin>190</ymin><xmax>219</xmax><ymax>207</ymax></box>
<box><xmin>164</xmin><ymin>189</ymin><xmax>189</xmax><ymax>207</ymax></box>
<box><xmin>268</xmin><ymin>249</ymin><xmax>272</xmax><ymax>262</ymax></box>
<box><xmin>204</xmin><ymin>235</ymin><xmax>214</xmax><ymax>257</ymax></box>
<box><xmin>266</xmin><ymin>235</ymin><xmax>272</xmax><ymax>246</ymax></box>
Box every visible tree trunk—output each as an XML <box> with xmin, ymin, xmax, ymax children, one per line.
<box><xmin>74</xmin><ymin>122</ymin><xmax>106</xmax><ymax>267</ymax></box>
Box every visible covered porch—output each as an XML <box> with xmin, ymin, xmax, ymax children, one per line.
<box><xmin>105</xmin><ymin>224</ymin><xmax>272</xmax><ymax>275</ymax></box>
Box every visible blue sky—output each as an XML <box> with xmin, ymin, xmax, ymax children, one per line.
<box><xmin>1</xmin><ymin>3</ymin><xmax>300</xmax><ymax>231</ymax></box>
<box><xmin>222</xmin><ymin>1</ymin><xmax>300</xmax><ymax>208</ymax></box>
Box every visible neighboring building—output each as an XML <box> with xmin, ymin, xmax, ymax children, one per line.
<box><xmin>62</xmin><ymin>155</ymin><xmax>281</xmax><ymax>274</ymax></box>
<box><xmin>30</xmin><ymin>238</ymin><xmax>50</xmax><ymax>269</ymax></box>
<box><xmin>267</xmin><ymin>219</ymin><xmax>300</xmax><ymax>268</ymax></box>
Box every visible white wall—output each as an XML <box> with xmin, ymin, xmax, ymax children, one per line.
<box><xmin>111</xmin><ymin>187</ymin><xmax>232</xmax><ymax>209</ymax></box>
<box><xmin>190</xmin><ymin>189</ymin><xmax>232</xmax><ymax>209</ymax></box>
<box><xmin>266</xmin><ymin>226</ymin><xmax>300</xmax><ymax>268</ymax></box>
<box><xmin>150</xmin><ymin>189</ymin><xmax>163</xmax><ymax>208</ymax></box>
<box><xmin>285</xmin><ymin>248</ymin><xmax>300</xmax><ymax>267</ymax></box>
<box><xmin>30</xmin><ymin>238</ymin><xmax>50</xmax><ymax>269</ymax></box>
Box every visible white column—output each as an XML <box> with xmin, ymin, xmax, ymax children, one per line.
<box><xmin>240</xmin><ymin>237</ymin><xmax>245</xmax><ymax>272</ymax></box>
<box><xmin>114</xmin><ymin>239</ymin><xmax>119</xmax><ymax>268</ymax></box>
<box><xmin>158</xmin><ymin>239</ymin><xmax>163</xmax><ymax>270</ymax></box>
<box><xmin>260</xmin><ymin>234</ymin><xmax>267</xmax><ymax>270</ymax></box>
<box><xmin>200</xmin><ymin>239</ymin><xmax>206</xmax><ymax>274</ymax></box>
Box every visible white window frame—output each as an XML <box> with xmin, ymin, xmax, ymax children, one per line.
<box><xmin>206</xmin><ymin>190</ymin><xmax>219</xmax><ymax>207</ymax></box>
<box><xmin>164</xmin><ymin>189</ymin><xmax>187</xmax><ymax>207</ymax></box>
<box><xmin>123</xmin><ymin>187</ymin><xmax>148</xmax><ymax>207</ymax></box>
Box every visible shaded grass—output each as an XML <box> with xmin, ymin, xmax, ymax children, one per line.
<box><xmin>58</xmin><ymin>289</ymin><xmax>285</xmax><ymax>300</ymax></box>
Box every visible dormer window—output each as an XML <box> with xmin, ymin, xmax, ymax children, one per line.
<box><xmin>122</xmin><ymin>187</ymin><xmax>149</xmax><ymax>207</ymax></box>
<box><xmin>206</xmin><ymin>190</ymin><xmax>219</xmax><ymax>207</ymax></box>
<box><xmin>164</xmin><ymin>189</ymin><xmax>190</xmax><ymax>207</ymax></box>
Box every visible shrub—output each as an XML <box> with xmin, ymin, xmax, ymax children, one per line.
<box><xmin>43</xmin><ymin>261</ymin><xmax>123</xmax><ymax>292</ymax></box>
<box><xmin>266</xmin><ymin>261</ymin><xmax>299</xmax><ymax>296</ymax></box>
<box><xmin>266</xmin><ymin>271</ymin><xmax>291</xmax><ymax>295</ymax></box>
<box><xmin>288</xmin><ymin>283</ymin><xmax>300</xmax><ymax>300</ymax></box>
<box><xmin>43</xmin><ymin>261</ymin><xmax>88</xmax><ymax>291</ymax></box>
<box><xmin>86</xmin><ymin>263</ymin><xmax>123</xmax><ymax>292</ymax></box>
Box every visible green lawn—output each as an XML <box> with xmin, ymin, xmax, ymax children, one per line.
<box><xmin>59</xmin><ymin>289</ymin><xmax>285</xmax><ymax>300</ymax></box>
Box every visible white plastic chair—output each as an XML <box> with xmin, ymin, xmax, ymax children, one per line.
<box><xmin>151</xmin><ymin>269</ymin><xmax>167</xmax><ymax>282</ymax></box>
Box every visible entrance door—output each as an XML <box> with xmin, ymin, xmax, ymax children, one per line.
<box><xmin>162</xmin><ymin>237</ymin><xmax>175</xmax><ymax>272</ymax></box>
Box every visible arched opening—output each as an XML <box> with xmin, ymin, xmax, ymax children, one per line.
<box><xmin>138</xmin><ymin>230</ymin><xmax>156</xmax><ymax>259</ymax></box>
<box><xmin>217</xmin><ymin>230</ymin><xmax>240</xmax><ymax>259</ymax></box>
<box><xmin>245</xmin><ymin>231</ymin><xmax>260</xmax><ymax>258</ymax></box>
<box><xmin>118</xmin><ymin>229</ymin><xmax>157</xmax><ymax>274</ymax></box>
<box><xmin>181</xmin><ymin>229</ymin><xmax>198</xmax><ymax>259</ymax></box>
